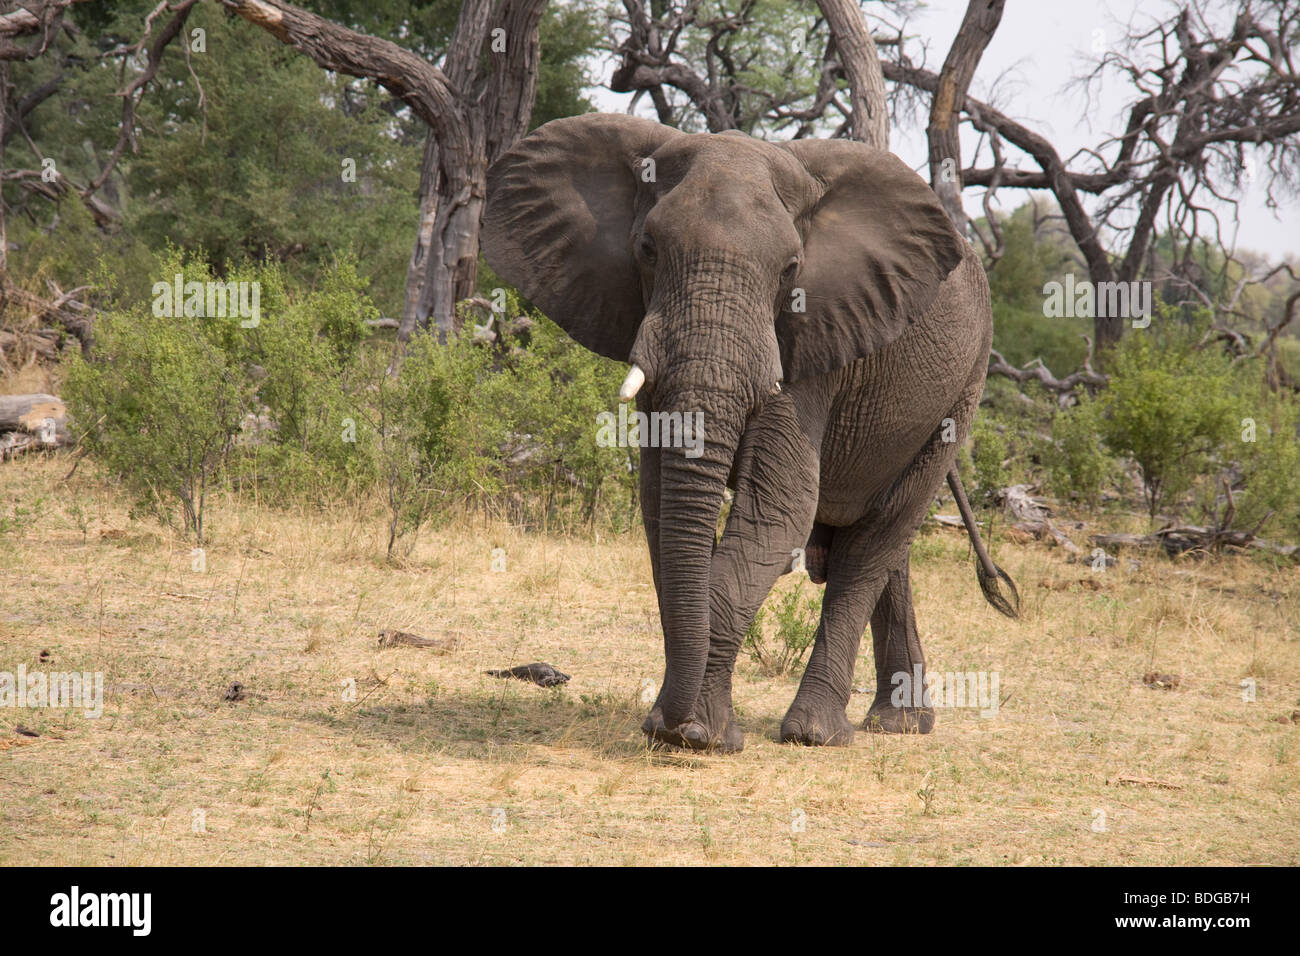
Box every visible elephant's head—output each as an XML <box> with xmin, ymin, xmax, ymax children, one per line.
<box><xmin>482</xmin><ymin>113</ymin><xmax>964</xmax><ymax>733</ymax></box>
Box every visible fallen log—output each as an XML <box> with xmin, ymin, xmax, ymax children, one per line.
<box><xmin>1089</xmin><ymin>532</ymin><xmax>1163</xmax><ymax>551</ymax></box>
<box><xmin>0</xmin><ymin>393</ymin><xmax>70</xmax><ymax>456</ymax></box>
<box><xmin>1091</xmin><ymin>528</ymin><xmax>1299</xmax><ymax>560</ymax></box>
<box><xmin>931</xmin><ymin>514</ymin><xmax>970</xmax><ymax>529</ymax></box>
<box><xmin>0</xmin><ymin>393</ymin><xmax>65</xmax><ymax>431</ymax></box>
<box><xmin>1112</xmin><ymin>775</ymin><xmax>1183</xmax><ymax>790</ymax></box>
<box><xmin>998</xmin><ymin>484</ymin><xmax>1082</xmax><ymax>554</ymax></box>
<box><xmin>1013</xmin><ymin>519</ymin><xmax>1082</xmax><ymax>555</ymax></box>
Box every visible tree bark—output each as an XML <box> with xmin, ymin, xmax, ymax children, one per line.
<box><xmin>815</xmin><ymin>0</ymin><xmax>888</xmax><ymax>148</ymax></box>
<box><xmin>925</xmin><ymin>0</ymin><xmax>1004</xmax><ymax>228</ymax></box>
<box><xmin>0</xmin><ymin>393</ymin><xmax>69</xmax><ymax>448</ymax></box>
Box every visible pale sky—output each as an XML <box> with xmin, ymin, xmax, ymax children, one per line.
<box><xmin>591</xmin><ymin>0</ymin><xmax>1299</xmax><ymax>262</ymax></box>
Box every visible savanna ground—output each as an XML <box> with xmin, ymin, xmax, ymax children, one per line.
<box><xmin>1</xmin><ymin>456</ymin><xmax>1297</xmax><ymax>866</ymax></box>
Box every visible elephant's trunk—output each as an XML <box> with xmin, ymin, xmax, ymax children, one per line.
<box><xmin>630</xmin><ymin>257</ymin><xmax>783</xmax><ymax>735</ymax></box>
<box><xmin>651</xmin><ymin>384</ymin><xmax>744</xmax><ymax>730</ymax></box>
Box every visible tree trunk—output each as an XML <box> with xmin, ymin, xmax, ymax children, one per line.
<box><xmin>816</xmin><ymin>0</ymin><xmax>888</xmax><ymax>149</ymax></box>
<box><xmin>926</xmin><ymin>0</ymin><xmax>1005</xmax><ymax>229</ymax></box>
<box><xmin>0</xmin><ymin>393</ymin><xmax>69</xmax><ymax>452</ymax></box>
<box><xmin>409</xmin><ymin>120</ymin><xmax>487</xmax><ymax>341</ymax></box>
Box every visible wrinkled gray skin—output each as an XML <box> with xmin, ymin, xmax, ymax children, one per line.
<box><xmin>483</xmin><ymin>114</ymin><xmax>1012</xmax><ymax>752</ymax></box>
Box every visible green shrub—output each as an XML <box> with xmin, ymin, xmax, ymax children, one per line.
<box><xmin>743</xmin><ymin>581</ymin><xmax>822</xmax><ymax>676</ymax></box>
<box><xmin>1043</xmin><ymin>394</ymin><xmax>1118</xmax><ymax>509</ymax></box>
<box><xmin>1195</xmin><ymin>385</ymin><xmax>1300</xmax><ymax>541</ymax></box>
<box><xmin>965</xmin><ymin>378</ymin><xmax>1052</xmax><ymax>502</ymax></box>
<box><xmin>62</xmin><ymin>254</ymin><xmax>248</xmax><ymax>542</ymax></box>
<box><xmin>1096</xmin><ymin>321</ymin><xmax>1243</xmax><ymax>521</ymax></box>
<box><xmin>968</xmin><ymin>415</ymin><xmax>1011</xmax><ymax>501</ymax></box>
<box><xmin>235</xmin><ymin>255</ymin><xmax>380</xmax><ymax>500</ymax></box>
<box><xmin>367</xmin><ymin>293</ymin><xmax>636</xmax><ymax>534</ymax></box>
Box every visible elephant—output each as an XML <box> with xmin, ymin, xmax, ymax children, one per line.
<box><xmin>481</xmin><ymin>113</ymin><xmax>1017</xmax><ymax>752</ymax></box>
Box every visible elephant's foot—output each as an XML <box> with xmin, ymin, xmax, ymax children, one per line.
<box><xmin>641</xmin><ymin>684</ymin><xmax>744</xmax><ymax>753</ymax></box>
<box><xmin>863</xmin><ymin>696</ymin><xmax>935</xmax><ymax>734</ymax></box>
<box><xmin>642</xmin><ymin>708</ymin><xmax>744</xmax><ymax>753</ymax></box>
<box><xmin>779</xmin><ymin>701</ymin><xmax>855</xmax><ymax>746</ymax></box>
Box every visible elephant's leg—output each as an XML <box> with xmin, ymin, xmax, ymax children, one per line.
<box><xmin>644</xmin><ymin>393</ymin><xmax>819</xmax><ymax>752</ymax></box>
<box><xmin>856</xmin><ymin>380</ymin><xmax>985</xmax><ymax>734</ymax></box>
<box><xmin>780</xmin><ymin>521</ymin><xmax>887</xmax><ymax>746</ymax></box>
<box><xmin>862</xmin><ymin>561</ymin><xmax>934</xmax><ymax>733</ymax></box>
<box><xmin>782</xmin><ymin>383</ymin><xmax>979</xmax><ymax>744</ymax></box>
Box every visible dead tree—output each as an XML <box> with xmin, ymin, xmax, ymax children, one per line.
<box><xmin>922</xmin><ymin>0</ymin><xmax>1004</xmax><ymax>230</ymax></box>
<box><xmin>607</xmin><ymin>0</ymin><xmax>898</xmax><ymax>142</ymax></box>
<box><xmin>885</xmin><ymin>1</ymin><xmax>1300</xmax><ymax>350</ymax></box>
<box><xmin>0</xmin><ymin>0</ymin><xmax>197</xmax><ymax>233</ymax></box>
<box><xmin>814</xmin><ymin>0</ymin><xmax>888</xmax><ymax>146</ymax></box>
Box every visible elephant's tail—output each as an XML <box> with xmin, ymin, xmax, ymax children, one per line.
<box><xmin>946</xmin><ymin>469</ymin><xmax>1019</xmax><ymax>619</ymax></box>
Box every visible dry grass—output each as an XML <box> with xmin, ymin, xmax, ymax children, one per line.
<box><xmin>1</xmin><ymin>456</ymin><xmax>1297</xmax><ymax>865</ymax></box>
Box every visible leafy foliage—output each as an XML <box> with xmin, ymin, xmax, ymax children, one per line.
<box><xmin>1096</xmin><ymin>316</ymin><xmax>1245</xmax><ymax>520</ymax></box>
<box><xmin>62</xmin><ymin>253</ymin><xmax>247</xmax><ymax>543</ymax></box>
<box><xmin>1041</xmin><ymin>394</ymin><xmax>1118</xmax><ymax>511</ymax></box>
<box><xmin>61</xmin><ymin>253</ymin><xmax>636</xmax><ymax>549</ymax></box>
<box><xmin>743</xmin><ymin>580</ymin><xmax>822</xmax><ymax>676</ymax></box>
<box><xmin>1032</xmin><ymin>305</ymin><xmax>1300</xmax><ymax>538</ymax></box>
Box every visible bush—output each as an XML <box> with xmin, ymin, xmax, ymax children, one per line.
<box><xmin>234</xmin><ymin>255</ymin><xmax>380</xmax><ymax>500</ymax></box>
<box><xmin>968</xmin><ymin>415</ymin><xmax>1011</xmax><ymax>501</ymax></box>
<box><xmin>743</xmin><ymin>581</ymin><xmax>822</xmax><ymax>676</ymax></box>
<box><xmin>1196</xmin><ymin>384</ymin><xmax>1300</xmax><ymax>541</ymax></box>
<box><xmin>63</xmin><ymin>254</ymin><xmax>248</xmax><ymax>542</ymax></box>
<box><xmin>1096</xmin><ymin>320</ymin><xmax>1243</xmax><ymax>520</ymax></box>
<box><xmin>62</xmin><ymin>254</ymin><xmax>638</xmax><ymax>548</ymax></box>
<box><xmin>1042</xmin><ymin>394</ymin><xmax>1118</xmax><ymax>509</ymax></box>
<box><xmin>962</xmin><ymin>378</ymin><xmax>1053</xmax><ymax>502</ymax></box>
<box><xmin>1031</xmin><ymin>308</ymin><xmax>1300</xmax><ymax>539</ymax></box>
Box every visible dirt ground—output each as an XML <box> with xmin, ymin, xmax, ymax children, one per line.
<box><xmin>1</xmin><ymin>457</ymin><xmax>1297</xmax><ymax>865</ymax></box>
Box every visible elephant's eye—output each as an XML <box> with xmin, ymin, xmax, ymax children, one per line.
<box><xmin>782</xmin><ymin>257</ymin><xmax>800</xmax><ymax>283</ymax></box>
<box><xmin>639</xmin><ymin>234</ymin><xmax>657</xmax><ymax>265</ymax></box>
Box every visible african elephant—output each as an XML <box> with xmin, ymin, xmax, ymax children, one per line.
<box><xmin>482</xmin><ymin>113</ymin><xmax>1017</xmax><ymax>752</ymax></box>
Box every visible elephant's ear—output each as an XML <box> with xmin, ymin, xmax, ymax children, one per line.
<box><xmin>482</xmin><ymin>114</ymin><xmax>684</xmax><ymax>361</ymax></box>
<box><xmin>775</xmin><ymin>140</ymin><xmax>966</xmax><ymax>382</ymax></box>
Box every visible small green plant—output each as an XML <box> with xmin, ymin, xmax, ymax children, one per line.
<box><xmin>969</xmin><ymin>416</ymin><xmax>1011</xmax><ymax>501</ymax></box>
<box><xmin>69</xmin><ymin>500</ymin><xmax>90</xmax><ymax>543</ymax></box>
<box><xmin>1043</xmin><ymin>394</ymin><xmax>1119</xmax><ymax>509</ymax></box>
<box><xmin>743</xmin><ymin>581</ymin><xmax>822</xmax><ymax>676</ymax></box>
<box><xmin>917</xmin><ymin>772</ymin><xmax>937</xmax><ymax>816</ymax></box>
<box><xmin>0</xmin><ymin>496</ymin><xmax>46</xmax><ymax>537</ymax></box>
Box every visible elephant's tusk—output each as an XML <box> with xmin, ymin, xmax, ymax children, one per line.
<box><xmin>619</xmin><ymin>364</ymin><xmax>646</xmax><ymax>402</ymax></box>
